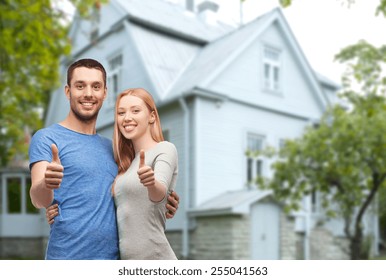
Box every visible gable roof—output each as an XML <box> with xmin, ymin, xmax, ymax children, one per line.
<box><xmin>163</xmin><ymin>7</ymin><xmax>331</xmax><ymax>111</ymax></box>
<box><xmin>66</xmin><ymin>1</ymin><xmax>335</xmax><ymax>112</ymax></box>
<box><xmin>163</xmin><ymin>8</ymin><xmax>274</xmax><ymax>102</ymax></box>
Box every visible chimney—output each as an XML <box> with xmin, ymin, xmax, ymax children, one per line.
<box><xmin>197</xmin><ymin>1</ymin><xmax>219</xmax><ymax>25</ymax></box>
<box><xmin>186</xmin><ymin>0</ymin><xmax>195</xmax><ymax>12</ymax></box>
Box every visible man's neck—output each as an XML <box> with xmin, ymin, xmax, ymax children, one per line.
<box><xmin>60</xmin><ymin>115</ymin><xmax>97</xmax><ymax>135</ymax></box>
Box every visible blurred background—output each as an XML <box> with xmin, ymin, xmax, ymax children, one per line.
<box><xmin>1</xmin><ymin>0</ymin><xmax>386</xmax><ymax>260</ymax></box>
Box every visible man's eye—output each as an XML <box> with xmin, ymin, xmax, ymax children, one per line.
<box><xmin>76</xmin><ymin>85</ymin><xmax>84</xmax><ymax>89</ymax></box>
<box><xmin>93</xmin><ymin>85</ymin><xmax>101</xmax><ymax>90</ymax></box>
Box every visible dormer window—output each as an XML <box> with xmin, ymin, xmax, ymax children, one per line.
<box><xmin>263</xmin><ymin>47</ymin><xmax>281</xmax><ymax>92</ymax></box>
<box><xmin>106</xmin><ymin>53</ymin><xmax>123</xmax><ymax>107</ymax></box>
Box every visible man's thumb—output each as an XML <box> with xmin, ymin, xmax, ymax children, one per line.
<box><xmin>139</xmin><ymin>150</ymin><xmax>145</xmax><ymax>168</ymax></box>
<box><xmin>51</xmin><ymin>144</ymin><xmax>61</xmax><ymax>164</ymax></box>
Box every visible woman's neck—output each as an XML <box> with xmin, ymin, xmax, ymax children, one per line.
<box><xmin>133</xmin><ymin>137</ymin><xmax>158</xmax><ymax>154</ymax></box>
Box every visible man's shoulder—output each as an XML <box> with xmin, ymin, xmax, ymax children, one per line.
<box><xmin>31</xmin><ymin>124</ymin><xmax>59</xmax><ymax>141</ymax></box>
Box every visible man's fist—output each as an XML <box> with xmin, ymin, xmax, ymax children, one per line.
<box><xmin>44</xmin><ymin>144</ymin><xmax>64</xmax><ymax>190</ymax></box>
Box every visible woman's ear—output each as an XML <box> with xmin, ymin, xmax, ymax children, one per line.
<box><xmin>149</xmin><ymin>111</ymin><xmax>156</xmax><ymax>124</ymax></box>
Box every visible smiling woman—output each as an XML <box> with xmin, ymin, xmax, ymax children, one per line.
<box><xmin>112</xmin><ymin>88</ymin><xmax>179</xmax><ymax>259</ymax></box>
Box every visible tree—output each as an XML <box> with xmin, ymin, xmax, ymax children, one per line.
<box><xmin>0</xmin><ymin>0</ymin><xmax>105</xmax><ymax>167</ymax></box>
<box><xmin>255</xmin><ymin>40</ymin><xmax>386</xmax><ymax>259</ymax></box>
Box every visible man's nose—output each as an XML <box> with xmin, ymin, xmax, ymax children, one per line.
<box><xmin>84</xmin><ymin>86</ymin><xmax>92</xmax><ymax>96</ymax></box>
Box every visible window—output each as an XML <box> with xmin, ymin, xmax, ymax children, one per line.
<box><xmin>7</xmin><ymin>177</ymin><xmax>21</xmax><ymax>213</ymax></box>
<box><xmin>311</xmin><ymin>190</ymin><xmax>321</xmax><ymax>213</ymax></box>
<box><xmin>263</xmin><ymin>47</ymin><xmax>281</xmax><ymax>92</ymax></box>
<box><xmin>107</xmin><ymin>54</ymin><xmax>123</xmax><ymax>107</ymax></box>
<box><xmin>246</xmin><ymin>133</ymin><xmax>265</xmax><ymax>184</ymax></box>
<box><xmin>0</xmin><ymin>173</ymin><xmax>39</xmax><ymax>215</ymax></box>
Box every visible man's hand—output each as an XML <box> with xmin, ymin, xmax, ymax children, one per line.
<box><xmin>46</xmin><ymin>203</ymin><xmax>59</xmax><ymax>225</ymax></box>
<box><xmin>45</xmin><ymin>144</ymin><xmax>64</xmax><ymax>190</ymax></box>
<box><xmin>166</xmin><ymin>191</ymin><xmax>179</xmax><ymax>219</ymax></box>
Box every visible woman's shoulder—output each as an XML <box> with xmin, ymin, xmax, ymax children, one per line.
<box><xmin>157</xmin><ymin>141</ymin><xmax>177</xmax><ymax>153</ymax></box>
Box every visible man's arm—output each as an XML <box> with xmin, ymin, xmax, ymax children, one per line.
<box><xmin>30</xmin><ymin>144</ymin><xmax>63</xmax><ymax>209</ymax></box>
<box><xmin>30</xmin><ymin>161</ymin><xmax>54</xmax><ymax>208</ymax></box>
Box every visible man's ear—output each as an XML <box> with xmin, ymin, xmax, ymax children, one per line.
<box><xmin>103</xmin><ymin>87</ymin><xmax>107</xmax><ymax>101</ymax></box>
<box><xmin>65</xmin><ymin>85</ymin><xmax>71</xmax><ymax>100</ymax></box>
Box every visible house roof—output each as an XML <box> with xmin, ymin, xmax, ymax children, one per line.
<box><xmin>188</xmin><ymin>189</ymin><xmax>273</xmax><ymax>217</ymax></box>
<box><xmin>114</xmin><ymin>0</ymin><xmax>234</xmax><ymax>43</ymax></box>
<box><xmin>164</xmin><ymin>9</ymin><xmax>274</xmax><ymax>102</ymax></box>
<box><xmin>161</xmin><ymin>7</ymin><xmax>331</xmax><ymax>111</ymax></box>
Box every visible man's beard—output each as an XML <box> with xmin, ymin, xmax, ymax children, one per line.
<box><xmin>71</xmin><ymin>107</ymin><xmax>99</xmax><ymax>124</ymax></box>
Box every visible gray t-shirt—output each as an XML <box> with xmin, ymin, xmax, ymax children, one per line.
<box><xmin>114</xmin><ymin>141</ymin><xmax>178</xmax><ymax>259</ymax></box>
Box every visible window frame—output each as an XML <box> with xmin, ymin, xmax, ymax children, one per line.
<box><xmin>106</xmin><ymin>53</ymin><xmax>124</xmax><ymax>108</ymax></box>
<box><xmin>262</xmin><ymin>45</ymin><xmax>283</xmax><ymax>94</ymax></box>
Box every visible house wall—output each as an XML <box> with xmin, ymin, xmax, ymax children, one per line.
<box><xmin>166</xmin><ymin>211</ymin><xmax>351</xmax><ymax>260</ymax></box>
<box><xmin>0</xmin><ymin>238</ymin><xmax>45</xmax><ymax>259</ymax></box>
<box><xmin>208</xmin><ymin>22</ymin><xmax>325</xmax><ymax>121</ymax></box>
<box><xmin>280</xmin><ymin>214</ymin><xmax>297</xmax><ymax>260</ymax></box>
<box><xmin>192</xmin><ymin>96</ymin><xmax>309</xmax><ymax>206</ymax></box>
<box><xmin>189</xmin><ymin>215</ymin><xmax>250</xmax><ymax>260</ymax></box>
<box><xmin>310</xmin><ymin>226</ymin><xmax>350</xmax><ymax>260</ymax></box>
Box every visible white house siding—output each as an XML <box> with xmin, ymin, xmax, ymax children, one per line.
<box><xmin>193</xmin><ymin>96</ymin><xmax>308</xmax><ymax>206</ymax></box>
<box><xmin>157</xmin><ymin>103</ymin><xmax>187</xmax><ymax>231</ymax></box>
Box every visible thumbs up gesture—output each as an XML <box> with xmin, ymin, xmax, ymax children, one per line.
<box><xmin>44</xmin><ymin>144</ymin><xmax>64</xmax><ymax>190</ymax></box>
<box><xmin>137</xmin><ymin>150</ymin><xmax>155</xmax><ymax>187</ymax></box>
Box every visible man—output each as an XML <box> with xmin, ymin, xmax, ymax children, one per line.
<box><xmin>29</xmin><ymin>58</ymin><xmax>179</xmax><ymax>259</ymax></box>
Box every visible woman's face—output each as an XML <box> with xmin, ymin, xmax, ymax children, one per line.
<box><xmin>116</xmin><ymin>95</ymin><xmax>155</xmax><ymax>142</ymax></box>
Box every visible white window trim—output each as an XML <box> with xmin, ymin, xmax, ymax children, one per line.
<box><xmin>106</xmin><ymin>53</ymin><xmax>123</xmax><ymax>108</ymax></box>
<box><xmin>261</xmin><ymin>44</ymin><xmax>283</xmax><ymax>96</ymax></box>
<box><xmin>244</xmin><ymin>132</ymin><xmax>267</xmax><ymax>187</ymax></box>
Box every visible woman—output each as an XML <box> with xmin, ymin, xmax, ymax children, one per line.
<box><xmin>112</xmin><ymin>88</ymin><xmax>178</xmax><ymax>260</ymax></box>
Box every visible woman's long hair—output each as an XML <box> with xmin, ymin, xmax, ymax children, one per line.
<box><xmin>113</xmin><ymin>88</ymin><xmax>164</xmax><ymax>175</ymax></box>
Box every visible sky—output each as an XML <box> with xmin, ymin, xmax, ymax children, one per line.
<box><xmin>211</xmin><ymin>0</ymin><xmax>386</xmax><ymax>84</ymax></box>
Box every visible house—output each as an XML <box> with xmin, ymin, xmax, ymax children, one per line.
<box><xmin>1</xmin><ymin>0</ymin><xmax>378</xmax><ymax>259</ymax></box>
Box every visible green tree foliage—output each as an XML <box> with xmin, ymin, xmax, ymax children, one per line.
<box><xmin>0</xmin><ymin>0</ymin><xmax>105</xmax><ymax>167</ymax></box>
<box><xmin>256</xmin><ymin>40</ymin><xmax>386</xmax><ymax>259</ymax></box>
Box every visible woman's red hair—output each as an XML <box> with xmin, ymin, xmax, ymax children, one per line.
<box><xmin>112</xmin><ymin>88</ymin><xmax>164</xmax><ymax>175</ymax></box>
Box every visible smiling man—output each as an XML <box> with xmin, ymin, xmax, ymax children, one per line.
<box><xmin>29</xmin><ymin>59</ymin><xmax>179</xmax><ymax>259</ymax></box>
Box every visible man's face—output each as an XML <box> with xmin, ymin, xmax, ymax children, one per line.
<box><xmin>65</xmin><ymin>67</ymin><xmax>107</xmax><ymax>122</ymax></box>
